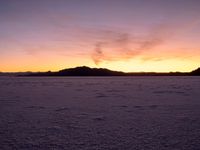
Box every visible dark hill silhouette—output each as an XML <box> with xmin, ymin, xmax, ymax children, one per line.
<box><xmin>191</xmin><ymin>67</ymin><xmax>200</xmax><ymax>75</ymax></box>
<box><xmin>57</xmin><ymin>66</ymin><xmax>125</xmax><ymax>76</ymax></box>
<box><xmin>22</xmin><ymin>66</ymin><xmax>200</xmax><ymax>76</ymax></box>
<box><xmin>27</xmin><ymin>66</ymin><xmax>126</xmax><ymax>76</ymax></box>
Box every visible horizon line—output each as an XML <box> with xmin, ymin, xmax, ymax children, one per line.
<box><xmin>0</xmin><ymin>65</ymin><xmax>199</xmax><ymax>74</ymax></box>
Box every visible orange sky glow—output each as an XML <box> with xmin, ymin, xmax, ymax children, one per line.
<box><xmin>1</xmin><ymin>0</ymin><xmax>200</xmax><ymax>72</ymax></box>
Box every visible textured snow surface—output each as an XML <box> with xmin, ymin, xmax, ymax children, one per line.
<box><xmin>0</xmin><ymin>76</ymin><xmax>200</xmax><ymax>150</ymax></box>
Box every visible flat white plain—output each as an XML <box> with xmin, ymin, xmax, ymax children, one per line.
<box><xmin>0</xmin><ymin>77</ymin><xmax>200</xmax><ymax>150</ymax></box>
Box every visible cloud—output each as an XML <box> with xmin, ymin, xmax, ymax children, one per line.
<box><xmin>91</xmin><ymin>24</ymin><xmax>169</xmax><ymax>65</ymax></box>
<box><xmin>92</xmin><ymin>42</ymin><xmax>104</xmax><ymax>65</ymax></box>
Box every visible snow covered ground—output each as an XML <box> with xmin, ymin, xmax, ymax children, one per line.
<box><xmin>0</xmin><ymin>76</ymin><xmax>200</xmax><ymax>150</ymax></box>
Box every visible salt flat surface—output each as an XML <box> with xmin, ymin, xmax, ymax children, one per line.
<box><xmin>0</xmin><ymin>76</ymin><xmax>200</xmax><ymax>150</ymax></box>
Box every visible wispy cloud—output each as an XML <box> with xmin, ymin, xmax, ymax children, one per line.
<box><xmin>91</xmin><ymin>24</ymin><xmax>171</xmax><ymax>65</ymax></box>
<box><xmin>90</xmin><ymin>17</ymin><xmax>200</xmax><ymax>65</ymax></box>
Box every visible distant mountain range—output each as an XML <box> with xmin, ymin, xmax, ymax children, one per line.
<box><xmin>26</xmin><ymin>66</ymin><xmax>125</xmax><ymax>76</ymax></box>
<box><xmin>21</xmin><ymin>66</ymin><xmax>200</xmax><ymax>76</ymax></box>
<box><xmin>1</xmin><ymin>66</ymin><xmax>200</xmax><ymax>76</ymax></box>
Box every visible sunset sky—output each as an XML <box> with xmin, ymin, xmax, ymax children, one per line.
<box><xmin>1</xmin><ymin>0</ymin><xmax>200</xmax><ymax>72</ymax></box>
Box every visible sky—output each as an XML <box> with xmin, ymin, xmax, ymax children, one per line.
<box><xmin>1</xmin><ymin>0</ymin><xmax>200</xmax><ymax>72</ymax></box>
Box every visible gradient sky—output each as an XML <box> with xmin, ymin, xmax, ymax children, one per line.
<box><xmin>1</xmin><ymin>0</ymin><xmax>200</xmax><ymax>72</ymax></box>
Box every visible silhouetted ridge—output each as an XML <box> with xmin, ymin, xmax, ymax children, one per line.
<box><xmin>57</xmin><ymin>66</ymin><xmax>125</xmax><ymax>76</ymax></box>
<box><xmin>191</xmin><ymin>67</ymin><xmax>200</xmax><ymax>75</ymax></box>
<box><xmin>19</xmin><ymin>66</ymin><xmax>200</xmax><ymax>76</ymax></box>
<box><xmin>26</xmin><ymin>66</ymin><xmax>125</xmax><ymax>76</ymax></box>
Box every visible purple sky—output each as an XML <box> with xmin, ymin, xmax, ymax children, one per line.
<box><xmin>1</xmin><ymin>0</ymin><xmax>200</xmax><ymax>72</ymax></box>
